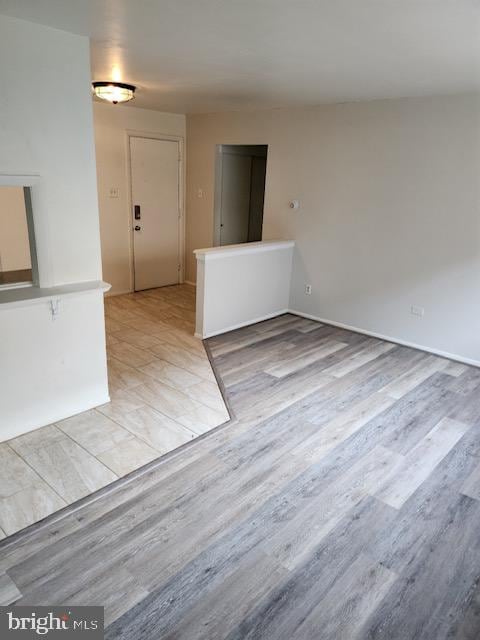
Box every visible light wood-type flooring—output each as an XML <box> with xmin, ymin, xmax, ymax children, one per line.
<box><xmin>1</xmin><ymin>311</ymin><xmax>480</xmax><ymax>639</ymax></box>
<box><xmin>0</xmin><ymin>285</ymin><xmax>228</xmax><ymax>537</ymax></box>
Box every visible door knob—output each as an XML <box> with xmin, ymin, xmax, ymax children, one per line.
<box><xmin>134</xmin><ymin>225</ymin><xmax>141</xmax><ymax>231</ymax></box>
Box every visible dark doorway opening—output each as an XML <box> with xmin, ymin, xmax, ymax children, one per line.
<box><xmin>214</xmin><ymin>144</ymin><xmax>268</xmax><ymax>246</ymax></box>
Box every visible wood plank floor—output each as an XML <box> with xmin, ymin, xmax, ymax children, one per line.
<box><xmin>1</xmin><ymin>313</ymin><xmax>480</xmax><ymax>639</ymax></box>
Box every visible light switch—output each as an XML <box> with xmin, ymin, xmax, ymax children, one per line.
<box><xmin>411</xmin><ymin>305</ymin><xmax>425</xmax><ymax>317</ymax></box>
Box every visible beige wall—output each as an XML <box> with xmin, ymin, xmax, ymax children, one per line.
<box><xmin>0</xmin><ymin>186</ymin><xmax>31</xmax><ymax>272</ymax></box>
<box><xmin>93</xmin><ymin>102</ymin><xmax>186</xmax><ymax>295</ymax></box>
<box><xmin>186</xmin><ymin>94</ymin><xmax>480</xmax><ymax>363</ymax></box>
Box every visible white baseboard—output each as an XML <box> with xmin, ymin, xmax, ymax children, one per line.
<box><xmin>107</xmin><ymin>284</ymin><xmax>197</xmax><ymax>295</ymax></box>
<box><xmin>289</xmin><ymin>309</ymin><xmax>480</xmax><ymax>368</ymax></box>
<box><xmin>199</xmin><ymin>309</ymin><xmax>290</xmax><ymax>339</ymax></box>
<box><xmin>1</xmin><ymin>393</ymin><xmax>111</xmax><ymax>443</ymax></box>
<box><xmin>104</xmin><ymin>288</ymin><xmax>133</xmax><ymax>298</ymax></box>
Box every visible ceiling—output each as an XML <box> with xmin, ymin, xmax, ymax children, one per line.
<box><xmin>1</xmin><ymin>0</ymin><xmax>479</xmax><ymax>114</ymax></box>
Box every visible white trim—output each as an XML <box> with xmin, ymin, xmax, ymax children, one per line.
<box><xmin>1</xmin><ymin>393</ymin><xmax>111</xmax><ymax>443</ymax></box>
<box><xmin>212</xmin><ymin>145</ymin><xmax>223</xmax><ymax>247</ymax></box>
<box><xmin>197</xmin><ymin>302</ymin><xmax>480</xmax><ymax>367</ymax></box>
<box><xmin>125</xmin><ymin>129</ymin><xmax>183</xmax><ymax>143</ymax></box>
<box><xmin>199</xmin><ymin>309</ymin><xmax>290</xmax><ymax>339</ymax></box>
<box><xmin>289</xmin><ymin>309</ymin><xmax>480</xmax><ymax>368</ymax></box>
<box><xmin>0</xmin><ymin>281</ymin><xmax>33</xmax><ymax>292</ymax></box>
<box><xmin>0</xmin><ymin>280</ymin><xmax>111</xmax><ymax>310</ymax></box>
<box><xmin>125</xmin><ymin>130</ymin><xmax>186</xmax><ymax>291</ymax></box>
<box><xmin>194</xmin><ymin>240</ymin><xmax>294</xmax><ymax>263</ymax></box>
<box><xmin>104</xmin><ymin>288</ymin><xmax>133</xmax><ymax>298</ymax></box>
<box><xmin>0</xmin><ymin>173</ymin><xmax>40</xmax><ymax>187</ymax></box>
<box><xmin>125</xmin><ymin>133</ymin><xmax>135</xmax><ymax>293</ymax></box>
<box><xmin>105</xmin><ymin>281</ymin><xmax>196</xmax><ymax>296</ymax></box>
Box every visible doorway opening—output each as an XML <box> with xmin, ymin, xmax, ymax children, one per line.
<box><xmin>214</xmin><ymin>144</ymin><xmax>268</xmax><ymax>246</ymax></box>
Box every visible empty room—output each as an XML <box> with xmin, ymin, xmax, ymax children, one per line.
<box><xmin>0</xmin><ymin>1</ymin><xmax>479</xmax><ymax>638</ymax></box>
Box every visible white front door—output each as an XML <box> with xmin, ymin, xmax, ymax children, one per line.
<box><xmin>130</xmin><ymin>136</ymin><xmax>180</xmax><ymax>291</ymax></box>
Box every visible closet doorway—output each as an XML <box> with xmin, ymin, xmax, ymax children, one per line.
<box><xmin>214</xmin><ymin>145</ymin><xmax>267</xmax><ymax>246</ymax></box>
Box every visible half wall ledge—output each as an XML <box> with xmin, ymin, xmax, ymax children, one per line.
<box><xmin>194</xmin><ymin>240</ymin><xmax>294</xmax><ymax>339</ymax></box>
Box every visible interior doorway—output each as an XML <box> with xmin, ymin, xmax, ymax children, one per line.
<box><xmin>214</xmin><ymin>144</ymin><xmax>267</xmax><ymax>246</ymax></box>
<box><xmin>129</xmin><ymin>135</ymin><xmax>182</xmax><ymax>291</ymax></box>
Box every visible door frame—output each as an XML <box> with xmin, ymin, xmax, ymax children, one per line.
<box><xmin>213</xmin><ymin>144</ymin><xmax>224</xmax><ymax>247</ymax></box>
<box><xmin>125</xmin><ymin>130</ymin><xmax>185</xmax><ymax>292</ymax></box>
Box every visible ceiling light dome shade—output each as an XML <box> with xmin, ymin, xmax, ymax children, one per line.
<box><xmin>92</xmin><ymin>81</ymin><xmax>136</xmax><ymax>104</ymax></box>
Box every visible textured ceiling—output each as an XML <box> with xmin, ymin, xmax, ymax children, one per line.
<box><xmin>1</xmin><ymin>0</ymin><xmax>479</xmax><ymax>113</ymax></box>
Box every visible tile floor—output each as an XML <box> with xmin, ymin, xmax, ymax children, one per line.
<box><xmin>0</xmin><ymin>284</ymin><xmax>230</xmax><ymax>538</ymax></box>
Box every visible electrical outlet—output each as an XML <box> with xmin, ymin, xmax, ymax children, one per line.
<box><xmin>108</xmin><ymin>187</ymin><xmax>119</xmax><ymax>198</ymax></box>
<box><xmin>49</xmin><ymin>299</ymin><xmax>60</xmax><ymax>321</ymax></box>
<box><xmin>305</xmin><ymin>284</ymin><xmax>312</xmax><ymax>295</ymax></box>
<box><xmin>411</xmin><ymin>305</ymin><xmax>425</xmax><ymax>317</ymax></box>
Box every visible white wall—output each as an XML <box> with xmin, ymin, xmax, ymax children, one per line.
<box><xmin>0</xmin><ymin>292</ymin><xmax>108</xmax><ymax>441</ymax></box>
<box><xmin>0</xmin><ymin>187</ymin><xmax>31</xmax><ymax>271</ymax></box>
<box><xmin>0</xmin><ymin>15</ymin><xmax>109</xmax><ymax>440</ymax></box>
<box><xmin>186</xmin><ymin>94</ymin><xmax>480</xmax><ymax>364</ymax></box>
<box><xmin>195</xmin><ymin>241</ymin><xmax>293</xmax><ymax>338</ymax></box>
<box><xmin>93</xmin><ymin>102</ymin><xmax>186</xmax><ymax>295</ymax></box>
<box><xmin>0</xmin><ymin>18</ymin><xmax>102</xmax><ymax>287</ymax></box>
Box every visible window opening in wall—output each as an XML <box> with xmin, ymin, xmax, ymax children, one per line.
<box><xmin>0</xmin><ymin>186</ymin><xmax>38</xmax><ymax>289</ymax></box>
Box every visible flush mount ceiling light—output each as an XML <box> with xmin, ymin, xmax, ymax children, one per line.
<box><xmin>92</xmin><ymin>81</ymin><xmax>136</xmax><ymax>104</ymax></box>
